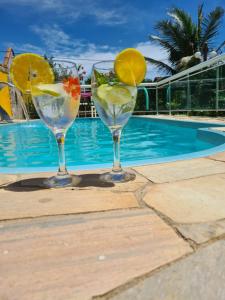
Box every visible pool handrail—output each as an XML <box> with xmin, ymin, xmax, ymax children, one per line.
<box><xmin>0</xmin><ymin>81</ymin><xmax>29</xmax><ymax>121</ymax></box>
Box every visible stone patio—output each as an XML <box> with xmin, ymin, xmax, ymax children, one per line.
<box><xmin>0</xmin><ymin>117</ymin><xmax>225</xmax><ymax>299</ymax></box>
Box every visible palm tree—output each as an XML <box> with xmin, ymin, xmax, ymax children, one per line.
<box><xmin>146</xmin><ymin>4</ymin><xmax>224</xmax><ymax>75</ymax></box>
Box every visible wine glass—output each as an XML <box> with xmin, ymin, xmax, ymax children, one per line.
<box><xmin>31</xmin><ymin>59</ymin><xmax>81</xmax><ymax>188</ymax></box>
<box><xmin>91</xmin><ymin>60</ymin><xmax>137</xmax><ymax>183</ymax></box>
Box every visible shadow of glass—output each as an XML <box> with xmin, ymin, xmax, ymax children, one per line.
<box><xmin>4</xmin><ymin>178</ymin><xmax>48</xmax><ymax>192</ymax></box>
<box><xmin>73</xmin><ymin>174</ymin><xmax>114</xmax><ymax>188</ymax></box>
<box><xmin>4</xmin><ymin>174</ymin><xmax>114</xmax><ymax>192</ymax></box>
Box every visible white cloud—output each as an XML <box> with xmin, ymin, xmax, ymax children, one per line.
<box><xmin>135</xmin><ymin>41</ymin><xmax>169</xmax><ymax>79</ymax></box>
<box><xmin>76</xmin><ymin>42</ymin><xmax>169</xmax><ymax>79</ymax></box>
<box><xmin>0</xmin><ymin>0</ymin><xmax>128</xmax><ymax>26</ymax></box>
<box><xmin>5</xmin><ymin>26</ymin><xmax>169</xmax><ymax>80</ymax></box>
<box><xmin>5</xmin><ymin>42</ymin><xmax>44</xmax><ymax>54</ymax></box>
<box><xmin>27</xmin><ymin>24</ymin><xmax>118</xmax><ymax>59</ymax></box>
<box><xmin>135</xmin><ymin>41</ymin><xmax>168</xmax><ymax>61</ymax></box>
<box><xmin>0</xmin><ymin>0</ymin><xmax>63</xmax><ymax>10</ymax></box>
<box><xmin>88</xmin><ymin>6</ymin><xmax>127</xmax><ymax>26</ymax></box>
<box><xmin>31</xmin><ymin>24</ymin><xmax>74</xmax><ymax>49</ymax></box>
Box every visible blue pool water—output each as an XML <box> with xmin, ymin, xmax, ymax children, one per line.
<box><xmin>0</xmin><ymin>117</ymin><xmax>225</xmax><ymax>173</ymax></box>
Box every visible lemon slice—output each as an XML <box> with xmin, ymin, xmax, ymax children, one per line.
<box><xmin>34</xmin><ymin>84</ymin><xmax>61</xmax><ymax>97</ymax></box>
<box><xmin>10</xmin><ymin>53</ymin><xmax>54</xmax><ymax>93</ymax></box>
<box><xmin>32</xmin><ymin>88</ymin><xmax>60</xmax><ymax>97</ymax></box>
<box><xmin>114</xmin><ymin>48</ymin><xmax>146</xmax><ymax>86</ymax></box>
<box><xmin>40</xmin><ymin>90</ymin><xmax>60</xmax><ymax>97</ymax></box>
<box><xmin>97</xmin><ymin>84</ymin><xmax>135</xmax><ymax>105</ymax></box>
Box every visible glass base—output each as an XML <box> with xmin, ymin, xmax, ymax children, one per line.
<box><xmin>43</xmin><ymin>174</ymin><xmax>81</xmax><ymax>188</ymax></box>
<box><xmin>100</xmin><ymin>169</ymin><xmax>136</xmax><ymax>183</ymax></box>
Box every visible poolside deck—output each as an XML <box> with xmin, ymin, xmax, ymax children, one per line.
<box><xmin>0</xmin><ymin>117</ymin><xmax>225</xmax><ymax>300</ymax></box>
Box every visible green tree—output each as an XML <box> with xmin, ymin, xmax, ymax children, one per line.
<box><xmin>146</xmin><ymin>4</ymin><xmax>224</xmax><ymax>74</ymax></box>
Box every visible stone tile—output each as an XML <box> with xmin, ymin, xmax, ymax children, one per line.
<box><xmin>101</xmin><ymin>240</ymin><xmax>225</xmax><ymax>300</ymax></box>
<box><xmin>176</xmin><ymin>219</ymin><xmax>225</xmax><ymax>244</ymax></box>
<box><xmin>0</xmin><ymin>188</ymin><xmax>139</xmax><ymax>220</ymax></box>
<box><xmin>0</xmin><ymin>209</ymin><xmax>191</xmax><ymax>300</ymax></box>
<box><xmin>7</xmin><ymin>168</ymin><xmax>147</xmax><ymax>192</ymax></box>
<box><xmin>143</xmin><ymin>173</ymin><xmax>225</xmax><ymax>223</ymax></box>
<box><xmin>208</xmin><ymin>151</ymin><xmax>225</xmax><ymax>162</ymax></box>
<box><xmin>0</xmin><ymin>174</ymin><xmax>20</xmax><ymax>186</ymax></box>
<box><xmin>0</xmin><ymin>169</ymin><xmax>149</xmax><ymax>220</ymax></box>
<box><xmin>0</xmin><ymin>170</ymin><xmax>148</xmax><ymax>220</ymax></box>
<box><xmin>134</xmin><ymin>158</ymin><xmax>225</xmax><ymax>183</ymax></box>
<box><xmin>72</xmin><ymin>170</ymin><xmax>148</xmax><ymax>192</ymax></box>
<box><xmin>143</xmin><ymin>115</ymin><xmax>225</xmax><ymax>124</ymax></box>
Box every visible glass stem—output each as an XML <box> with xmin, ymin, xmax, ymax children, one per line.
<box><xmin>55</xmin><ymin>132</ymin><xmax>68</xmax><ymax>176</ymax></box>
<box><xmin>112</xmin><ymin>129</ymin><xmax>122</xmax><ymax>173</ymax></box>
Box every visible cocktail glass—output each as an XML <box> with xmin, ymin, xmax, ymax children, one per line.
<box><xmin>91</xmin><ymin>60</ymin><xmax>137</xmax><ymax>183</ymax></box>
<box><xmin>31</xmin><ymin>59</ymin><xmax>81</xmax><ymax>188</ymax></box>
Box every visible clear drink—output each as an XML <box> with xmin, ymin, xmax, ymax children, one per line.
<box><xmin>93</xmin><ymin>83</ymin><xmax>137</xmax><ymax>130</ymax></box>
<box><xmin>91</xmin><ymin>60</ymin><xmax>138</xmax><ymax>183</ymax></box>
<box><xmin>30</xmin><ymin>60</ymin><xmax>81</xmax><ymax>188</ymax></box>
<box><xmin>33</xmin><ymin>83</ymin><xmax>80</xmax><ymax>133</ymax></box>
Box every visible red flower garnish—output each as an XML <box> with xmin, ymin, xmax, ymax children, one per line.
<box><xmin>63</xmin><ymin>77</ymin><xmax>81</xmax><ymax>99</ymax></box>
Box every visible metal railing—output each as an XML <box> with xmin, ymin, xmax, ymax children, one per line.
<box><xmin>0</xmin><ymin>81</ymin><xmax>29</xmax><ymax>121</ymax></box>
<box><xmin>2</xmin><ymin>53</ymin><xmax>223</xmax><ymax>119</ymax></box>
<box><xmin>80</xmin><ymin>53</ymin><xmax>225</xmax><ymax>116</ymax></box>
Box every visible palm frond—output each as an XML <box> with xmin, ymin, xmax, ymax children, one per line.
<box><xmin>149</xmin><ymin>35</ymin><xmax>180</xmax><ymax>64</ymax></box>
<box><xmin>145</xmin><ymin>57</ymin><xmax>175</xmax><ymax>75</ymax></box>
<box><xmin>159</xmin><ymin>22</ymin><xmax>195</xmax><ymax>57</ymax></box>
<box><xmin>169</xmin><ymin>7</ymin><xmax>194</xmax><ymax>36</ymax></box>
<box><xmin>216</xmin><ymin>40</ymin><xmax>225</xmax><ymax>53</ymax></box>
<box><xmin>155</xmin><ymin>21</ymin><xmax>184</xmax><ymax>52</ymax></box>
<box><xmin>150</xmin><ymin>35</ymin><xmax>177</xmax><ymax>53</ymax></box>
<box><xmin>148</xmin><ymin>4</ymin><xmax>224</xmax><ymax>75</ymax></box>
<box><xmin>197</xmin><ymin>3</ymin><xmax>204</xmax><ymax>42</ymax></box>
<box><xmin>201</xmin><ymin>7</ymin><xmax>224</xmax><ymax>46</ymax></box>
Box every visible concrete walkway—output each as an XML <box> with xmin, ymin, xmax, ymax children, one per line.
<box><xmin>0</xmin><ymin>119</ymin><xmax>225</xmax><ymax>299</ymax></box>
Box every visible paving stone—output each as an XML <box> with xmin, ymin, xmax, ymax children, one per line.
<box><xmin>16</xmin><ymin>168</ymin><xmax>148</xmax><ymax>192</ymax></box>
<box><xmin>0</xmin><ymin>174</ymin><xmax>20</xmax><ymax>186</ymax></box>
<box><xmin>134</xmin><ymin>158</ymin><xmax>225</xmax><ymax>183</ymax></box>
<box><xmin>208</xmin><ymin>151</ymin><xmax>225</xmax><ymax>162</ymax></box>
<box><xmin>0</xmin><ymin>209</ymin><xmax>191</xmax><ymax>300</ymax></box>
<box><xmin>143</xmin><ymin>173</ymin><xmax>225</xmax><ymax>223</ymax></box>
<box><xmin>0</xmin><ymin>188</ymin><xmax>139</xmax><ymax>220</ymax></box>
<box><xmin>75</xmin><ymin>169</ymin><xmax>147</xmax><ymax>192</ymax></box>
<box><xmin>101</xmin><ymin>240</ymin><xmax>225</xmax><ymax>300</ymax></box>
<box><xmin>176</xmin><ymin>219</ymin><xmax>225</xmax><ymax>244</ymax></box>
<box><xmin>143</xmin><ymin>115</ymin><xmax>225</xmax><ymax>124</ymax></box>
<box><xmin>0</xmin><ymin>169</ymin><xmax>149</xmax><ymax>220</ymax></box>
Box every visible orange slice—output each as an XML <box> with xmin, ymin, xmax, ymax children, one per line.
<box><xmin>114</xmin><ymin>48</ymin><xmax>146</xmax><ymax>86</ymax></box>
<box><xmin>10</xmin><ymin>53</ymin><xmax>54</xmax><ymax>93</ymax></box>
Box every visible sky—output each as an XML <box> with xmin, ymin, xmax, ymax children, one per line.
<box><xmin>0</xmin><ymin>0</ymin><xmax>225</xmax><ymax>79</ymax></box>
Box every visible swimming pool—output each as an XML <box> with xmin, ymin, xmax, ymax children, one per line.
<box><xmin>0</xmin><ymin>117</ymin><xmax>225</xmax><ymax>173</ymax></box>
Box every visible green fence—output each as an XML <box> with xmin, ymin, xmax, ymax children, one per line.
<box><xmin>134</xmin><ymin>53</ymin><xmax>225</xmax><ymax>115</ymax></box>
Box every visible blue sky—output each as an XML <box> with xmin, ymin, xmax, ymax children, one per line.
<box><xmin>0</xmin><ymin>0</ymin><xmax>224</xmax><ymax>78</ymax></box>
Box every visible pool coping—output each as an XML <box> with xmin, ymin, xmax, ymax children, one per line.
<box><xmin>1</xmin><ymin>116</ymin><xmax>225</xmax><ymax>174</ymax></box>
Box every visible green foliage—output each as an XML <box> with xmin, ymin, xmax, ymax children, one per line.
<box><xmin>93</xmin><ymin>69</ymin><xmax>109</xmax><ymax>85</ymax></box>
<box><xmin>93</xmin><ymin>69</ymin><xmax>119</xmax><ymax>86</ymax></box>
<box><xmin>44</xmin><ymin>56</ymin><xmax>86</xmax><ymax>82</ymax></box>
